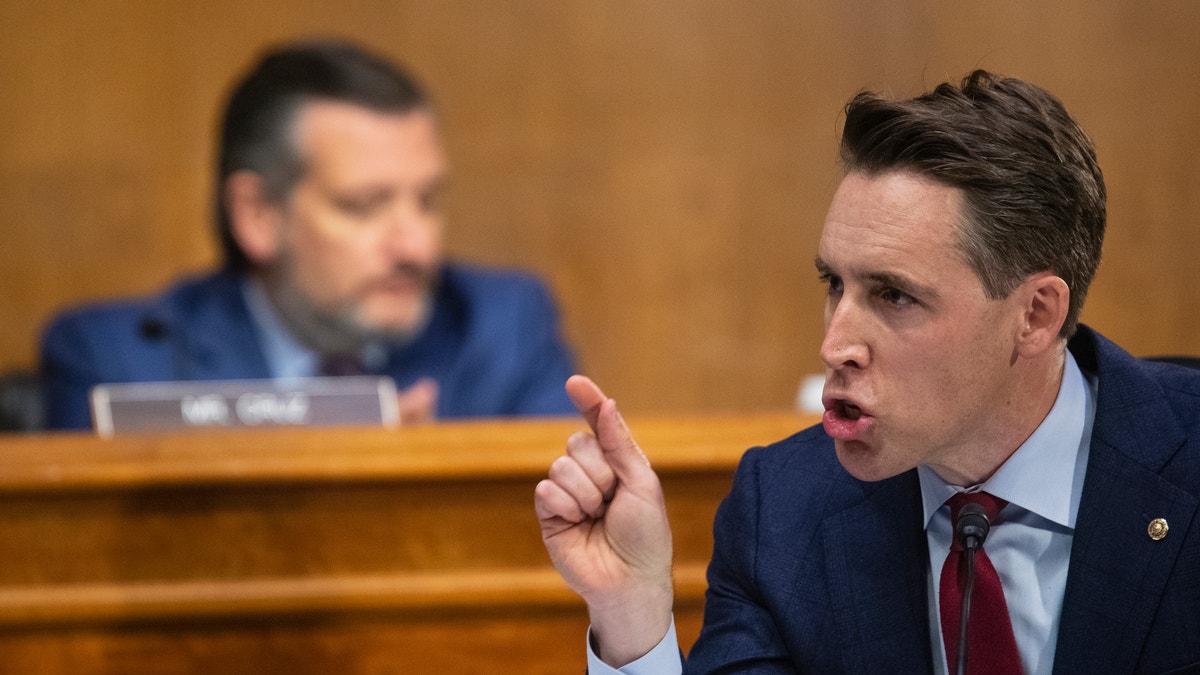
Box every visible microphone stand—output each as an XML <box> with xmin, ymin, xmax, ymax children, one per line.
<box><xmin>956</xmin><ymin>545</ymin><xmax>977</xmax><ymax>675</ymax></box>
<box><xmin>954</xmin><ymin>502</ymin><xmax>990</xmax><ymax>675</ymax></box>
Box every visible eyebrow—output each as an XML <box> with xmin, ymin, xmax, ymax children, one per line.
<box><xmin>814</xmin><ymin>256</ymin><xmax>941</xmax><ymax>302</ymax></box>
<box><xmin>814</xmin><ymin>256</ymin><xmax>833</xmax><ymax>276</ymax></box>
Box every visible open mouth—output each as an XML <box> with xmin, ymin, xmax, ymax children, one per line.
<box><xmin>841</xmin><ymin>401</ymin><xmax>863</xmax><ymax>421</ymax></box>
<box><xmin>826</xmin><ymin>398</ymin><xmax>865</xmax><ymax>421</ymax></box>
<box><xmin>821</xmin><ymin>397</ymin><xmax>873</xmax><ymax>441</ymax></box>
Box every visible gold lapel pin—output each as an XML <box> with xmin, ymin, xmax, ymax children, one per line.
<box><xmin>1148</xmin><ymin>518</ymin><xmax>1169</xmax><ymax>541</ymax></box>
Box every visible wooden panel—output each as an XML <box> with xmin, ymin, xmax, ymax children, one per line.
<box><xmin>0</xmin><ymin>413</ymin><xmax>814</xmax><ymax>673</ymax></box>
<box><xmin>2</xmin><ymin>2</ymin><xmax>1198</xmax><ymax>415</ymax></box>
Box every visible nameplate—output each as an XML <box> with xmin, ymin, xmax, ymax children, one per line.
<box><xmin>89</xmin><ymin>377</ymin><xmax>399</xmax><ymax>438</ymax></box>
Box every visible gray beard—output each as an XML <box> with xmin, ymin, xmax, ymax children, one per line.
<box><xmin>261</xmin><ymin>270</ymin><xmax>434</xmax><ymax>356</ymax></box>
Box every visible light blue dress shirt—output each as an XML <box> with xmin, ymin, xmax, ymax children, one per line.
<box><xmin>587</xmin><ymin>352</ymin><xmax>1096</xmax><ymax>674</ymax></box>
<box><xmin>242</xmin><ymin>279</ymin><xmax>387</xmax><ymax>379</ymax></box>
<box><xmin>242</xmin><ymin>280</ymin><xmax>319</xmax><ymax>379</ymax></box>
<box><xmin>921</xmin><ymin>351</ymin><xmax>1095</xmax><ymax>675</ymax></box>
<box><xmin>586</xmin><ymin>622</ymin><xmax>681</xmax><ymax>675</ymax></box>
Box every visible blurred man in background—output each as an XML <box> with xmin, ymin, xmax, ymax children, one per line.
<box><xmin>41</xmin><ymin>39</ymin><xmax>576</xmax><ymax>430</ymax></box>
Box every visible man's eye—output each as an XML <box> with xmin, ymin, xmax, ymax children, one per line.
<box><xmin>818</xmin><ymin>273</ymin><xmax>843</xmax><ymax>295</ymax></box>
<box><xmin>419</xmin><ymin>188</ymin><xmax>443</xmax><ymax>213</ymax></box>
<box><xmin>335</xmin><ymin>198</ymin><xmax>381</xmax><ymax>219</ymax></box>
<box><xmin>880</xmin><ymin>287</ymin><xmax>916</xmax><ymax>307</ymax></box>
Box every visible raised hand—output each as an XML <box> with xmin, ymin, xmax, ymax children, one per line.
<box><xmin>396</xmin><ymin>377</ymin><xmax>438</xmax><ymax>426</ymax></box>
<box><xmin>534</xmin><ymin>375</ymin><xmax>675</xmax><ymax>666</ymax></box>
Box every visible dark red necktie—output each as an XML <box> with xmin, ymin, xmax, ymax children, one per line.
<box><xmin>939</xmin><ymin>491</ymin><xmax>1023</xmax><ymax>675</ymax></box>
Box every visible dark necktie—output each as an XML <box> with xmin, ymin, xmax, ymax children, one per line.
<box><xmin>939</xmin><ymin>491</ymin><xmax>1023</xmax><ymax>675</ymax></box>
<box><xmin>318</xmin><ymin>353</ymin><xmax>368</xmax><ymax>377</ymax></box>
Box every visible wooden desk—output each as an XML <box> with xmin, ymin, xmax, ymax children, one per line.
<box><xmin>0</xmin><ymin>413</ymin><xmax>812</xmax><ymax>674</ymax></box>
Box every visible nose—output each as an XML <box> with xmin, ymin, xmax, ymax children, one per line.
<box><xmin>819</xmin><ymin>297</ymin><xmax>869</xmax><ymax>371</ymax></box>
<box><xmin>382</xmin><ymin>198</ymin><xmax>439</xmax><ymax>260</ymax></box>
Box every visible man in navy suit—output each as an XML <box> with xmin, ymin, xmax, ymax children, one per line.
<box><xmin>41</xmin><ymin>40</ymin><xmax>576</xmax><ymax>430</ymax></box>
<box><xmin>536</xmin><ymin>71</ymin><xmax>1200</xmax><ymax>673</ymax></box>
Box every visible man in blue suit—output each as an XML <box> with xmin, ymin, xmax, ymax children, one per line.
<box><xmin>41</xmin><ymin>40</ymin><xmax>577</xmax><ymax>430</ymax></box>
<box><xmin>536</xmin><ymin>71</ymin><xmax>1200</xmax><ymax>673</ymax></box>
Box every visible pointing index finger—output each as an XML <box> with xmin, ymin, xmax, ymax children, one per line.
<box><xmin>565</xmin><ymin>375</ymin><xmax>651</xmax><ymax>482</ymax></box>
<box><xmin>565</xmin><ymin>374</ymin><xmax>606</xmax><ymax>435</ymax></box>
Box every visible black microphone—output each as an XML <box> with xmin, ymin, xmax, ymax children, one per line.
<box><xmin>953</xmin><ymin>501</ymin><xmax>991</xmax><ymax>675</ymax></box>
<box><xmin>139</xmin><ymin>316</ymin><xmax>169</xmax><ymax>340</ymax></box>
<box><xmin>956</xmin><ymin>502</ymin><xmax>990</xmax><ymax>551</ymax></box>
<box><xmin>138</xmin><ymin>314</ymin><xmax>192</xmax><ymax>381</ymax></box>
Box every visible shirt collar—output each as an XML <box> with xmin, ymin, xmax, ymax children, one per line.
<box><xmin>242</xmin><ymin>279</ymin><xmax>390</xmax><ymax>378</ymax></box>
<box><xmin>241</xmin><ymin>278</ymin><xmax>319</xmax><ymax>379</ymax></box>
<box><xmin>918</xmin><ymin>350</ymin><xmax>1095</xmax><ymax>530</ymax></box>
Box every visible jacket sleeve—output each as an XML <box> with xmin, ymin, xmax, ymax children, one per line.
<box><xmin>685</xmin><ymin>446</ymin><xmax>799</xmax><ymax>673</ymax></box>
<box><xmin>39</xmin><ymin>312</ymin><xmax>105</xmax><ymax>430</ymax></box>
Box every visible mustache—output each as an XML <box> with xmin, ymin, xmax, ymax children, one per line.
<box><xmin>384</xmin><ymin>261</ymin><xmax>439</xmax><ymax>288</ymax></box>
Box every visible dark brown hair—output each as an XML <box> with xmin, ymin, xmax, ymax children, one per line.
<box><xmin>840</xmin><ymin>70</ymin><xmax>1106</xmax><ymax>338</ymax></box>
<box><xmin>216</xmin><ymin>39</ymin><xmax>430</xmax><ymax>270</ymax></box>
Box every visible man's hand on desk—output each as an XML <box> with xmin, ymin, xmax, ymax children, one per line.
<box><xmin>397</xmin><ymin>378</ymin><xmax>438</xmax><ymax>426</ymax></box>
<box><xmin>534</xmin><ymin>375</ymin><xmax>675</xmax><ymax>667</ymax></box>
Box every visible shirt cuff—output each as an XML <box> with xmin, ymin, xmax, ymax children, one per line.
<box><xmin>585</xmin><ymin>616</ymin><xmax>682</xmax><ymax>674</ymax></box>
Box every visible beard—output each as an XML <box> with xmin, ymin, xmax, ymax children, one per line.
<box><xmin>262</xmin><ymin>256</ymin><xmax>438</xmax><ymax>355</ymax></box>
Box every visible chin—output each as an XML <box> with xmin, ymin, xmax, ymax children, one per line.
<box><xmin>358</xmin><ymin>297</ymin><xmax>431</xmax><ymax>335</ymax></box>
<box><xmin>352</xmin><ymin>317</ymin><xmax>417</xmax><ymax>342</ymax></box>
<box><xmin>364</xmin><ymin>311</ymin><xmax>430</xmax><ymax>342</ymax></box>
<box><xmin>834</xmin><ymin>440</ymin><xmax>904</xmax><ymax>483</ymax></box>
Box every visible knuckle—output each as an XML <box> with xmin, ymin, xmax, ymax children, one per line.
<box><xmin>547</xmin><ymin>455</ymin><xmax>575</xmax><ymax>479</ymax></box>
<box><xmin>565</xmin><ymin>431</ymin><xmax>595</xmax><ymax>454</ymax></box>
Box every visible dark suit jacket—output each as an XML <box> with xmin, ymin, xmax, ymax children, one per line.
<box><xmin>688</xmin><ymin>326</ymin><xmax>1200</xmax><ymax>673</ymax></box>
<box><xmin>40</xmin><ymin>264</ymin><xmax>577</xmax><ymax>430</ymax></box>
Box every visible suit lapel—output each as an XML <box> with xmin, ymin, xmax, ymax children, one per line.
<box><xmin>823</xmin><ymin>472</ymin><xmax>935</xmax><ymax>672</ymax></box>
<box><xmin>174</xmin><ymin>274</ymin><xmax>272</xmax><ymax>380</ymax></box>
<box><xmin>1054</xmin><ymin>333</ymin><xmax>1199</xmax><ymax>673</ymax></box>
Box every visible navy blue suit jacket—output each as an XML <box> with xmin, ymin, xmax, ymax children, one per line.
<box><xmin>688</xmin><ymin>326</ymin><xmax>1200</xmax><ymax>673</ymax></box>
<box><xmin>40</xmin><ymin>264</ymin><xmax>577</xmax><ymax>430</ymax></box>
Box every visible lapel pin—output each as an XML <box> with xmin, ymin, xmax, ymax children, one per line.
<box><xmin>1147</xmin><ymin>517</ymin><xmax>1169</xmax><ymax>541</ymax></box>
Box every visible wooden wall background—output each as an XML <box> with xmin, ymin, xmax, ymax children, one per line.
<box><xmin>2</xmin><ymin>1</ymin><xmax>1199</xmax><ymax>416</ymax></box>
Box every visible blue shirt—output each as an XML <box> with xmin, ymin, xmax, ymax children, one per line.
<box><xmin>588</xmin><ymin>351</ymin><xmax>1096</xmax><ymax>674</ymax></box>
<box><xmin>921</xmin><ymin>351</ymin><xmax>1095</xmax><ymax>675</ymax></box>
<box><xmin>242</xmin><ymin>279</ymin><xmax>388</xmax><ymax>379</ymax></box>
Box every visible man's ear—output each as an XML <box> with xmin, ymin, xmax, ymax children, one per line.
<box><xmin>224</xmin><ymin>170</ymin><xmax>284</xmax><ymax>266</ymax></box>
<box><xmin>1014</xmin><ymin>272</ymin><xmax>1070</xmax><ymax>358</ymax></box>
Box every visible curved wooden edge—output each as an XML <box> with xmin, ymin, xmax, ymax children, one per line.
<box><xmin>0</xmin><ymin>413</ymin><xmax>815</xmax><ymax>492</ymax></box>
<box><xmin>0</xmin><ymin>564</ymin><xmax>710</xmax><ymax>628</ymax></box>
